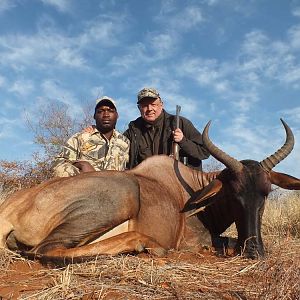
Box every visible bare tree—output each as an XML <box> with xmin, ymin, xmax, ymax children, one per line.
<box><xmin>25</xmin><ymin>99</ymin><xmax>94</xmax><ymax>159</ymax></box>
<box><xmin>0</xmin><ymin>99</ymin><xmax>95</xmax><ymax>192</ymax></box>
<box><xmin>203</xmin><ymin>157</ymin><xmax>224</xmax><ymax>172</ymax></box>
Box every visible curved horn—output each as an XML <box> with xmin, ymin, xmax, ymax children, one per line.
<box><xmin>203</xmin><ymin>121</ymin><xmax>244</xmax><ymax>174</ymax></box>
<box><xmin>260</xmin><ymin>119</ymin><xmax>294</xmax><ymax>172</ymax></box>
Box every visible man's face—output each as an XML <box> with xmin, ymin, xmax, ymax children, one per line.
<box><xmin>138</xmin><ymin>97</ymin><xmax>163</xmax><ymax>123</ymax></box>
<box><xmin>94</xmin><ymin>104</ymin><xmax>118</xmax><ymax>133</ymax></box>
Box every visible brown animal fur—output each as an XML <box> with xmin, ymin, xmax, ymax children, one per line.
<box><xmin>0</xmin><ymin>154</ymin><xmax>299</xmax><ymax>261</ymax></box>
<box><xmin>0</xmin><ymin>156</ymin><xmax>214</xmax><ymax>259</ymax></box>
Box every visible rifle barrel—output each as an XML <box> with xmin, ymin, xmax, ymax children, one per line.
<box><xmin>175</xmin><ymin>105</ymin><xmax>181</xmax><ymax>128</ymax></box>
<box><xmin>173</xmin><ymin>105</ymin><xmax>181</xmax><ymax>161</ymax></box>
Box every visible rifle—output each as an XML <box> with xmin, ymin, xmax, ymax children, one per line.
<box><xmin>172</xmin><ymin>105</ymin><xmax>181</xmax><ymax>160</ymax></box>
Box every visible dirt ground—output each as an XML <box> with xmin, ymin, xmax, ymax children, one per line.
<box><xmin>0</xmin><ymin>244</ymin><xmax>299</xmax><ymax>300</ymax></box>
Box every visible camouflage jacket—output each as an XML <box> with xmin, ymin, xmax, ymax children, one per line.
<box><xmin>52</xmin><ymin>128</ymin><xmax>130</xmax><ymax>177</ymax></box>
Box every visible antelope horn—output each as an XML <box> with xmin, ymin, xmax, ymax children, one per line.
<box><xmin>203</xmin><ymin>121</ymin><xmax>244</xmax><ymax>174</ymax></box>
<box><xmin>260</xmin><ymin>119</ymin><xmax>294</xmax><ymax>172</ymax></box>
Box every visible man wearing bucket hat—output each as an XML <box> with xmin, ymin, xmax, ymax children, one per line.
<box><xmin>52</xmin><ymin>96</ymin><xmax>130</xmax><ymax>177</ymax></box>
<box><xmin>124</xmin><ymin>87</ymin><xmax>209</xmax><ymax>170</ymax></box>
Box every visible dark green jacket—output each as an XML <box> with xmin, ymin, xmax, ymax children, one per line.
<box><xmin>124</xmin><ymin>110</ymin><xmax>210</xmax><ymax>170</ymax></box>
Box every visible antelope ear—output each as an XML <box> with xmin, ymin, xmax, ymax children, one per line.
<box><xmin>270</xmin><ymin>170</ymin><xmax>300</xmax><ymax>190</ymax></box>
<box><xmin>181</xmin><ymin>179</ymin><xmax>223</xmax><ymax>216</ymax></box>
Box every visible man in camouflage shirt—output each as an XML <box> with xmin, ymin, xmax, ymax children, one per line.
<box><xmin>52</xmin><ymin>96</ymin><xmax>130</xmax><ymax>177</ymax></box>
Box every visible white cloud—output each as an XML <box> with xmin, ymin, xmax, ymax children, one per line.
<box><xmin>98</xmin><ymin>0</ymin><xmax>118</xmax><ymax>10</ymax></box>
<box><xmin>239</xmin><ymin>29</ymin><xmax>300</xmax><ymax>87</ymax></box>
<box><xmin>0</xmin><ymin>74</ymin><xmax>6</xmax><ymax>87</ymax></box>
<box><xmin>0</xmin><ymin>15</ymin><xmax>125</xmax><ymax>72</ymax></box>
<box><xmin>39</xmin><ymin>80</ymin><xmax>83</xmax><ymax>115</ymax></box>
<box><xmin>287</xmin><ymin>24</ymin><xmax>300</xmax><ymax>49</ymax></box>
<box><xmin>40</xmin><ymin>0</ymin><xmax>71</xmax><ymax>12</ymax></box>
<box><xmin>0</xmin><ymin>116</ymin><xmax>15</xmax><ymax>126</ymax></box>
<box><xmin>176</xmin><ymin>53</ymin><xmax>261</xmax><ymax>113</ymax></box>
<box><xmin>159</xmin><ymin>0</ymin><xmax>176</xmax><ymax>14</ymax></box>
<box><xmin>110</xmin><ymin>43</ymin><xmax>149</xmax><ymax>75</ymax></box>
<box><xmin>291</xmin><ymin>6</ymin><xmax>300</xmax><ymax>17</ymax></box>
<box><xmin>0</xmin><ymin>115</ymin><xmax>17</xmax><ymax>140</ymax></box>
<box><xmin>148</xmin><ymin>33</ymin><xmax>178</xmax><ymax>59</ymax></box>
<box><xmin>8</xmin><ymin>79</ymin><xmax>35</xmax><ymax>96</ymax></box>
<box><xmin>214</xmin><ymin>80</ymin><xmax>230</xmax><ymax>93</ymax></box>
<box><xmin>207</xmin><ymin>116</ymin><xmax>299</xmax><ymax>176</ymax></box>
<box><xmin>240</xmin><ymin>31</ymin><xmax>269</xmax><ymax>68</ymax></box>
<box><xmin>281</xmin><ymin>67</ymin><xmax>300</xmax><ymax>87</ymax></box>
<box><xmin>164</xmin><ymin>92</ymin><xmax>206</xmax><ymax>120</ymax></box>
<box><xmin>225</xmin><ymin>114</ymin><xmax>253</xmax><ymax>140</ymax></box>
<box><xmin>113</xmin><ymin>96</ymin><xmax>137</xmax><ymax>130</ymax></box>
<box><xmin>175</xmin><ymin>6</ymin><xmax>205</xmax><ymax>30</ymax></box>
<box><xmin>110</xmin><ymin>31</ymin><xmax>178</xmax><ymax>75</ymax></box>
<box><xmin>205</xmin><ymin>0</ymin><xmax>220</xmax><ymax>5</ymax></box>
<box><xmin>78</xmin><ymin>17</ymin><xmax>126</xmax><ymax>48</ymax></box>
<box><xmin>281</xmin><ymin>106</ymin><xmax>300</xmax><ymax>120</ymax></box>
<box><xmin>232</xmin><ymin>98</ymin><xmax>256</xmax><ymax>112</ymax></box>
<box><xmin>90</xmin><ymin>86</ymin><xmax>105</xmax><ymax>100</ymax></box>
<box><xmin>157</xmin><ymin>5</ymin><xmax>205</xmax><ymax>32</ymax></box>
<box><xmin>219</xmin><ymin>115</ymin><xmax>275</xmax><ymax>161</ymax></box>
<box><xmin>178</xmin><ymin>57</ymin><xmax>222</xmax><ymax>85</ymax></box>
<box><xmin>41</xmin><ymin>79</ymin><xmax>74</xmax><ymax>105</ymax></box>
<box><xmin>0</xmin><ymin>0</ymin><xmax>15</xmax><ymax>14</ymax></box>
<box><xmin>55</xmin><ymin>48</ymin><xmax>87</xmax><ymax>68</ymax></box>
<box><xmin>0</xmin><ymin>31</ymin><xmax>70</xmax><ymax>70</ymax></box>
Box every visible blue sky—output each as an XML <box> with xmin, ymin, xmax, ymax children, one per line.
<box><xmin>0</xmin><ymin>0</ymin><xmax>300</xmax><ymax>177</ymax></box>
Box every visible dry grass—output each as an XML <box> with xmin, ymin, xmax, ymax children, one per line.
<box><xmin>0</xmin><ymin>241</ymin><xmax>299</xmax><ymax>300</ymax></box>
<box><xmin>0</xmin><ymin>192</ymin><xmax>299</xmax><ymax>299</ymax></box>
<box><xmin>263</xmin><ymin>191</ymin><xmax>300</xmax><ymax>239</ymax></box>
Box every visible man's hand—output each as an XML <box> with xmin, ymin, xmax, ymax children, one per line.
<box><xmin>173</xmin><ymin>128</ymin><xmax>184</xmax><ymax>143</ymax></box>
<box><xmin>83</xmin><ymin>125</ymin><xmax>94</xmax><ymax>133</ymax></box>
<box><xmin>72</xmin><ymin>161</ymin><xmax>95</xmax><ymax>172</ymax></box>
